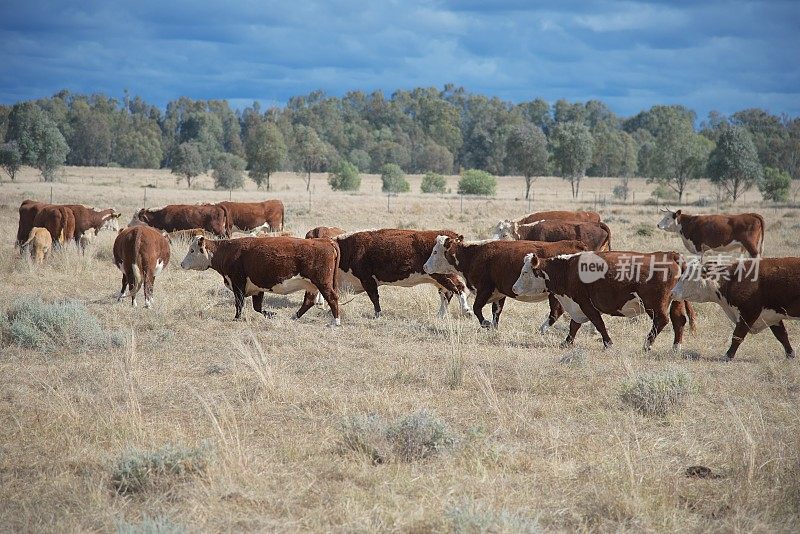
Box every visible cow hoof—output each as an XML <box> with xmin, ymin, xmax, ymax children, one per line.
<box><xmin>559</xmin><ymin>340</ymin><xmax>574</xmax><ymax>349</ymax></box>
<box><xmin>328</xmin><ymin>318</ymin><xmax>342</xmax><ymax>327</ymax></box>
<box><xmin>723</xmin><ymin>354</ymin><xmax>735</xmax><ymax>361</ymax></box>
<box><xmin>291</xmin><ymin>314</ymin><xmax>300</xmax><ymax>321</ymax></box>
<box><xmin>480</xmin><ymin>320</ymin><xmax>493</xmax><ymax>329</ymax></box>
<box><xmin>373</xmin><ymin>311</ymin><xmax>382</xmax><ymax>319</ymax></box>
<box><xmin>262</xmin><ymin>311</ymin><xmax>276</xmax><ymax>319</ymax></box>
<box><xmin>602</xmin><ymin>341</ymin><xmax>613</xmax><ymax>350</ymax></box>
<box><xmin>787</xmin><ymin>351</ymin><xmax>796</xmax><ymax>359</ymax></box>
<box><xmin>672</xmin><ymin>343</ymin><xmax>682</xmax><ymax>355</ymax></box>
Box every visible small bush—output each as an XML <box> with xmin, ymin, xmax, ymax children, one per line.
<box><xmin>117</xmin><ymin>515</ymin><xmax>186</xmax><ymax>534</ymax></box>
<box><xmin>328</xmin><ymin>160</ymin><xmax>361</xmax><ymax>191</ymax></box>
<box><xmin>649</xmin><ymin>183</ymin><xmax>679</xmax><ymax>201</ymax></box>
<box><xmin>338</xmin><ymin>414</ymin><xmax>390</xmax><ymax>464</ymax></box>
<box><xmin>421</xmin><ymin>172</ymin><xmax>447</xmax><ymax>194</ymax></box>
<box><xmin>634</xmin><ymin>224</ymin><xmax>655</xmax><ymax>237</ymax></box>
<box><xmin>458</xmin><ymin>169</ymin><xmax>496</xmax><ymax>196</ymax></box>
<box><xmin>559</xmin><ymin>348</ymin><xmax>587</xmax><ymax>366</ymax></box>
<box><xmin>760</xmin><ymin>166</ymin><xmax>791</xmax><ymax>203</ymax></box>
<box><xmin>620</xmin><ymin>368</ymin><xmax>692</xmax><ymax>416</ymax></box>
<box><xmin>111</xmin><ymin>443</ymin><xmax>210</xmax><ymax>495</ymax></box>
<box><xmin>612</xmin><ymin>184</ymin><xmax>629</xmax><ymax>201</ymax></box>
<box><xmin>446</xmin><ymin>502</ymin><xmax>540</xmax><ymax>533</ymax></box>
<box><xmin>211</xmin><ymin>153</ymin><xmax>246</xmax><ymax>190</ymax></box>
<box><xmin>694</xmin><ymin>196</ymin><xmax>712</xmax><ymax>207</ymax></box>
<box><xmin>387</xmin><ymin>410</ymin><xmax>456</xmax><ymax>461</ymax></box>
<box><xmin>380</xmin><ymin>163</ymin><xmax>410</xmax><ymax>193</ymax></box>
<box><xmin>3</xmin><ymin>296</ymin><xmax>124</xmax><ymax>352</ymax></box>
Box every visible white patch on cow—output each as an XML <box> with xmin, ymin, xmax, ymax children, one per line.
<box><xmin>338</xmin><ymin>268</ymin><xmax>364</xmax><ymax>293</ymax></box>
<box><xmin>619</xmin><ymin>293</ymin><xmax>645</xmax><ymax>317</ymax></box>
<box><xmin>458</xmin><ymin>291</ymin><xmax>471</xmax><ymax>314</ymax></box>
<box><xmin>657</xmin><ymin>212</ymin><xmax>680</xmax><ymax>232</ymax></box>
<box><xmin>751</xmin><ymin>308</ymin><xmax>793</xmax><ymax>334</ymax></box>
<box><xmin>424</xmin><ymin>235</ymin><xmax>456</xmax><ymax>275</ymax></box>
<box><xmin>144</xmin><ymin>297</ymin><xmax>153</xmax><ymax>309</ymax></box>
<box><xmin>437</xmin><ymin>292</ymin><xmax>449</xmax><ymax>318</ymax></box>
<box><xmin>116</xmin><ymin>261</ymin><xmax>124</xmax><ymax>273</ymax></box>
<box><xmin>154</xmin><ymin>259</ymin><xmax>165</xmax><ymax>276</ymax></box>
<box><xmin>554</xmin><ymin>294</ymin><xmax>589</xmax><ymax>323</ymax></box>
<box><xmin>673</xmin><ymin>343</ymin><xmax>682</xmax><ymax>354</ymax></box>
<box><xmin>379</xmin><ymin>272</ymin><xmax>432</xmax><ymax>288</ymax></box>
<box><xmin>223</xmin><ymin>275</ymin><xmax>233</xmax><ymax>290</ymax></box>
<box><xmin>512</xmin><ymin>253</ymin><xmax>548</xmax><ymax>297</ymax></box>
<box><xmin>180</xmin><ymin>237</ymin><xmax>213</xmax><ymax>270</ymax></box>
<box><xmin>680</xmin><ymin>235</ymin><xmax>698</xmax><ymax>254</ymax></box>
<box><xmin>462</xmin><ymin>238</ymin><xmax>498</xmax><ymax>246</ymax></box>
<box><xmin>332</xmin><ymin>316</ymin><xmax>341</xmax><ymax>327</ymax></box>
<box><xmin>331</xmin><ymin>228</ymin><xmax>381</xmax><ymax>241</ymax></box>
<box><xmin>539</xmin><ymin>318</ymin><xmax>551</xmax><ymax>334</ymax></box>
<box><xmin>314</xmin><ymin>292</ymin><xmax>325</xmax><ymax>306</ymax></box>
<box><xmin>247</xmin><ymin>275</ymin><xmax>317</xmax><ymax>296</ymax></box>
<box><xmin>700</xmin><ymin>240</ymin><xmax>746</xmax><ymax>254</ymax></box>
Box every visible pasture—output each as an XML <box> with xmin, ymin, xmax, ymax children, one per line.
<box><xmin>1</xmin><ymin>167</ymin><xmax>799</xmax><ymax>532</ymax></box>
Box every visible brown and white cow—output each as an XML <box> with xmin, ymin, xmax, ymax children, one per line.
<box><xmin>657</xmin><ymin>209</ymin><xmax>765</xmax><ymax>257</ymax></box>
<box><xmin>21</xmin><ymin>227</ymin><xmax>52</xmax><ymax>264</ymax></box>
<box><xmin>64</xmin><ymin>204</ymin><xmax>121</xmax><ymax>250</ymax></box>
<box><xmin>492</xmin><ymin>210</ymin><xmax>601</xmax><ymax>239</ymax></box>
<box><xmin>113</xmin><ymin>225</ymin><xmax>171</xmax><ymax>308</ymax></box>
<box><xmin>513</xmin><ymin>251</ymin><xmax>695</xmax><ymax>351</ymax></box>
<box><xmin>424</xmin><ymin>236</ymin><xmax>588</xmax><ymax>329</ymax></box>
<box><xmin>218</xmin><ymin>200</ymin><xmax>284</xmax><ymax>233</ymax></box>
<box><xmin>134</xmin><ymin>204</ymin><xmax>230</xmax><ymax>237</ymax></box>
<box><xmin>495</xmin><ymin>220</ymin><xmax>611</xmax><ymax>251</ymax></box>
<box><xmin>180</xmin><ymin>236</ymin><xmax>341</xmax><ymax>325</ymax></box>
<box><xmin>671</xmin><ymin>257</ymin><xmax>800</xmax><ymax>360</ymax></box>
<box><xmin>305</xmin><ymin>226</ymin><xmax>345</xmax><ymax>239</ymax></box>
<box><xmin>305</xmin><ymin>229</ymin><xmax>471</xmax><ymax>319</ymax></box>
<box><xmin>33</xmin><ymin>205</ymin><xmax>76</xmax><ymax>248</ymax></box>
<box><xmin>17</xmin><ymin>200</ymin><xmax>47</xmax><ymax>248</ymax></box>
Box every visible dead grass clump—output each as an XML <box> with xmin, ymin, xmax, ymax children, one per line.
<box><xmin>633</xmin><ymin>224</ymin><xmax>655</xmax><ymax>237</ymax></box>
<box><xmin>620</xmin><ymin>368</ymin><xmax>692</xmax><ymax>416</ymax></box>
<box><xmin>2</xmin><ymin>295</ymin><xmax>125</xmax><ymax>352</ymax></box>
<box><xmin>111</xmin><ymin>443</ymin><xmax>211</xmax><ymax>495</ymax></box>
<box><xmin>559</xmin><ymin>348</ymin><xmax>588</xmax><ymax>366</ymax></box>
<box><xmin>116</xmin><ymin>515</ymin><xmax>186</xmax><ymax>534</ymax></box>
<box><xmin>338</xmin><ymin>411</ymin><xmax>456</xmax><ymax>463</ymax></box>
<box><xmin>445</xmin><ymin>502</ymin><xmax>540</xmax><ymax>533</ymax></box>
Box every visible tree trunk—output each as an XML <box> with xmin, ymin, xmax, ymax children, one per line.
<box><xmin>306</xmin><ymin>171</ymin><xmax>311</xmax><ymax>192</ymax></box>
<box><xmin>732</xmin><ymin>177</ymin><xmax>740</xmax><ymax>202</ymax></box>
<box><xmin>186</xmin><ymin>175</ymin><xmax>192</xmax><ymax>188</ymax></box>
<box><xmin>525</xmin><ymin>176</ymin><xmax>532</xmax><ymax>199</ymax></box>
<box><xmin>574</xmin><ymin>176</ymin><xmax>581</xmax><ymax>199</ymax></box>
<box><xmin>266</xmin><ymin>172</ymin><xmax>271</xmax><ymax>191</ymax></box>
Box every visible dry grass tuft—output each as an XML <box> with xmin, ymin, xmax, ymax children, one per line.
<box><xmin>338</xmin><ymin>414</ymin><xmax>390</xmax><ymax>464</ymax></box>
<box><xmin>620</xmin><ymin>368</ymin><xmax>692</xmax><ymax>416</ymax></box>
<box><xmin>110</xmin><ymin>442</ymin><xmax>211</xmax><ymax>495</ymax></box>
<box><xmin>633</xmin><ymin>223</ymin><xmax>656</xmax><ymax>237</ymax></box>
<box><xmin>116</xmin><ymin>515</ymin><xmax>187</xmax><ymax>534</ymax></box>
<box><xmin>559</xmin><ymin>347</ymin><xmax>588</xmax><ymax>366</ymax></box>
<box><xmin>445</xmin><ymin>502</ymin><xmax>541</xmax><ymax>533</ymax></box>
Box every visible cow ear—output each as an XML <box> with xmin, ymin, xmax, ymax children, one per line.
<box><xmin>113</xmin><ymin>213</ymin><xmax>122</xmax><ymax>219</ymax></box>
<box><xmin>675</xmin><ymin>209</ymin><xmax>681</xmax><ymax>217</ymax></box>
<box><xmin>197</xmin><ymin>236</ymin><xmax>205</xmax><ymax>250</ymax></box>
<box><xmin>457</xmin><ymin>234</ymin><xmax>464</xmax><ymax>242</ymax></box>
<box><xmin>530</xmin><ymin>253</ymin><xmax>540</xmax><ymax>269</ymax></box>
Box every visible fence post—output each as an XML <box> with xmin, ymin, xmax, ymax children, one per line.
<box><xmin>229</xmin><ymin>189</ymin><xmax>232</xmax><ymax>201</ymax></box>
<box><xmin>50</xmin><ymin>186</ymin><xmax>53</xmax><ymax>203</ymax></box>
<box><xmin>387</xmin><ymin>193</ymin><xmax>391</xmax><ymax>212</ymax></box>
<box><xmin>143</xmin><ymin>187</ymin><xmax>147</xmax><ymax>207</ymax></box>
<box><xmin>460</xmin><ymin>194</ymin><xmax>464</xmax><ymax>214</ymax></box>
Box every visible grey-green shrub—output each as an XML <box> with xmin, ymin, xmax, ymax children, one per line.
<box><xmin>759</xmin><ymin>167</ymin><xmax>791</xmax><ymax>203</ymax></box>
<box><xmin>421</xmin><ymin>172</ymin><xmax>447</xmax><ymax>194</ymax></box>
<box><xmin>620</xmin><ymin>368</ymin><xmax>692</xmax><ymax>416</ymax></box>
<box><xmin>3</xmin><ymin>296</ymin><xmax>124</xmax><ymax>352</ymax></box>
<box><xmin>458</xmin><ymin>169</ymin><xmax>496</xmax><ymax>196</ymax></box>
<box><xmin>446</xmin><ymin>503</ymin><xmax>540</xmax><ymax>534</ymax></box>
<box><xmin>380</xmin><ymin>163</ymin><xmax>410</xmax><ymax>193</ymax></box>
<box><xmin>634</xmin><ymin>224</ymin><xmax>655</xmax><ymax>237</ymax></box>
<box><xmin>386</xmin><ymin>410</ymin><xmax>456</xmax><ymax>461</ymax></box>
<box><xmin>338</xmin><ymin>414</ymin><xmax>390</xmax><ymax>464</ymax></box>
<box><xmin>649</xmin><ymin>183</ymin><xmax>679</xmax><ymax>202</ymax></box>
<box><xmin>117</xmin><ymin>516</ymin><xmax>186</xmax><ymax>534</ymax></box>
<box><xmin>328</xmin><ymin>160</ymin><xmax>361</xmax><ymax>191</ymax></box>
<box><xmin>111</xmin><ymin>443</ymin><xmax>210</xmax><ymax>495</ymax></box>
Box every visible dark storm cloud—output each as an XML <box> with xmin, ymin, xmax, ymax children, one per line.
<box><xmin>0</xmin><ymin>0</ymin><xmax>798</xmax><ymax>117</ymax></box>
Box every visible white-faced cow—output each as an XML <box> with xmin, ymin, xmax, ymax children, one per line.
<box><xmin>657</xmin><ymin>209</ymin><xmax>765</xmax><ymax>257</ymax></box>
<box><xmin>494</xmin><ymin>220</ymin><xmax>611</xmax><ymax>251</ymax></box>
<box><xmin>513</xmin><ymin>251</ymin><xmax>695</xmax><ymax>352</ymax></box>
<box><xmin>492</xmin><ymin>210</ymin><xmax>601</xmax><ymax>239</ymax></box>
<box><xmin>134</xmin><ymin>204</ymin><xmax>230</xmax><ymax>238</ymax></box>
<box><xmin>671</xmin><ymin>256</ymin><xmax>800</xmax><ymax>360</ymax></box>
<box><xmin>180</xmin><ymin>236</ymin><xmax>341</xmax><ymax>325</ymax></box>
<box><xmin>424</xmin><ymin>236</ymin><xmax>588</xmax><ymax>329</ymax></box>
<box><xmin>218</xmin><ymin>200</ymin><xmax>284</xmax><ymax>233</ymax></box>
<box><xmin>113</xmin><ymin>225</ymin><xmax>170</xmax><ymax>308</ymax></box>
<box><xmin>305</xmin><ymin>229</ymin><xmax>471</xmax><ymax>319</ymax></box>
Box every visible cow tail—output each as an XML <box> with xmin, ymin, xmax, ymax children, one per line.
<box><xmin>280</xmin><ymin>203</ymin><xmax>285</xmax><ymax>232</ymax></box>
<box><xmin>685</xmin><ymin>301</ymin><xmax>696</xmax><ymax>334</ymax></box>
<box><xmin>330</xmin><ymin>238</ymin><xmax>341</xmax><ymax>291</ymax></box>
<box><xmin>21</xmin><ymin>228</ymin><xmax>37</xmax><ymax>248</ymax></box>
<box><xmin>600</xmin><ymin>222</ymin><xmax>612</xmax><ymax>251</ymax></box>
<box><xmin>132</xmin><ymin>229</ymin><xmax>144</xmax><ymax>293</ymax></box>
<box><xmin>756</xmin><ymin>213</ymin><xmax>765</xmax><ymax>256</ymax></box>
<box><xmin>222</xmin><ymin>204</ymin><xmax>234</xmax><ymax>238</ymax></box>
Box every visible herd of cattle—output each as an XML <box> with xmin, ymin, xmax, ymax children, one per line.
<box><xmin>12</xmin><ymin>198</ymin><xmax>799</xmax><ymax>361</ymax></box>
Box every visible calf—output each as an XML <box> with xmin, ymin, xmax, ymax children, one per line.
<box><xmin>180</xmin><ymin>236</ymin><xmax>341</xmax><ymax>325</ymax></box>
<box><xmin>134</xmin><ymin>204</ymin><xmax>230</xmax><ymax>237</ymax></box>
<box><xmin>17</xmin><ymin>200</ymin><xmax>47</xmax><ymax>248</ymax></box>
<box><xmin>113</xmin><ymin>225</ymin><xmax>170</xmax><ymax>308</ymax></box>
<box><xmin>671</xmin><ymin>257</ymin><xmax>800</xmax><ymax>359</ymax></box>
<box><xmin>424</xmin><ymin>236</ymin><xmax>588</xmax><ymax>329</ymax></box>
<box><xmin>218</xmin><ymin>200</ymin><xmax>284</xmax><ymax>233</ymax></box>
<box><xmin>64</xmin><ymin>204</ymin><xmax>121</xmax><ymax>250</ymax></box>
<box><xmin>33</xmin><ymin>205</ymin><xmax>76</xmax><ymax>247</ymax></box>
<box><xmin>657</xmin><ymin>209</ymin><xmax>765</xmax><ymax>257</ymax></box>
<box><xmin>305</xmin><ymin>226</ymin><xmax>345</xmax><ymax>239</ymax></box>
<box><xmin>495</xmin><ymin>220</ymin><xmax>611</xmax><ymax>251</ymax></box>
<box><xmin>513</xmin><ymin>251</ymin><xmax>695</xmax><ymax>351</ymax></box>
<box><xmin>21</xmin><ymin>227</ymin><xmax>52</xmax><ymax>264</ymax></box>
<box><xmin>492</xmin><ymin>210</ymin><xmax>601</xmax><ymax>238</ymax></box>
<box><xmin>308</xmin><ymin>229</ymin><xmax>471</xmax><ymax>319</ymax></box>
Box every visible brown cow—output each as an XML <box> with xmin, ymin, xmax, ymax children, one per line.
<box><xmin>64</xmin><ymin>204</ymin><xmax>121</xmax><ymax>250</ymax></box>
<box><xmin>671</xmin><ymin>256</ymin><xmax>800</xmax><ymax>359</ymax></box>
<box><xmin>492</xmin><ymin>210</ymin><xmax>601</xmax><ymax>238</ymax></box>
<box><xmin>495</xmin><ymin>220</ymin><xmax>611</xmax><ymax>251</ymax></box>
<box><xmin>305</xmin><ymin>226</ymin><xmax>345</xmax><ymax>239</ymax></box>
<box><xmin>16</xmin><ymin>200</ymin><xmax>47</xmax><ymax>248</ymax></box>
<box><xmin>33</xmin><ymin>205</ymin><xmax>76</xmax><ymax>248</ymax></box>
<box><xmin>513</xmin><ymin>251</ymin><xmax>695</xmax><ymax>352</ymax></box>
<box><xmin>113</xmin><ymin>225</ymin><xmax>170</xmax><ymax>308</ymax></box>
<box><xmin>21</xmin><ymin>227</ymin><xmax>52</xmax><ymax>264</ymax></box>
<box><xmin>424</xmin><ymin>236</ymin><xmax>588</xmax><ymax>329</ymax></box>
<box><xmin>134</xmin><ymin>204</ymin><xmax>230</xmax><ymax>237</ymax></box>
<box><xmin>657</xmin><ymin>209</ymin><xmax>765</xmax><ymax>257</ymax></box>
<box><xmin>307</xmin><ymin>229</ymin><xmax>471</xmax><ymax>319</ymax></box>
<box><xmin>180</xmin><ymin>236</ymin><xmax>341</xmax><ymax>325</ymax></box>
<box><xmin>218</xmin><ymin>200</ymin><xmax>284</xmax><ymax>233</ymax></box>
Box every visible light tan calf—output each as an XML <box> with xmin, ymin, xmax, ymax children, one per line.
<box><xmin>21</xmin><ymin>227</ymin><xmax>52</xmax><ymax>264</ymax></box>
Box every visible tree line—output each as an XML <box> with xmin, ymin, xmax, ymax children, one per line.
<box><xmin>0</xmin><ymin>86</ymin><xmax>798</xmax><ymax>202</ymax></box>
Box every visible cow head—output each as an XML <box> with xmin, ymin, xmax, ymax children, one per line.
<box><xmin>491</xmin><ymin>220</ymin><xmax>518</xmax><ymax>240</ymax></box>
<box><xmin>512</xmin><ymin>253</ymin><xmax>548</xmax><ymax>297</ymax></box>
<box><xmin>180</xmin><ymin>236</ymin><xmax>213</xmax><ymax>270</ymax></box>
<box><xmin>424</xmin><ymin>234</ymin><xmax>462</xmax><ymax>275</ymax></box>
<box><xmin>657</xmin><ymin>208</ymin><xmax>682</xmax><ymax>232</ymax></box>
<box><xmin>671</xmin><ymin>257</ymin><xmax>725</xmax><ymax>303</ymax></box>
<box><xmin>130</xmin><ymin>209</ymin><xmax>150</xmax><ymax>227</ymax></box>
<box><xmin>101</xmin><ymin>212</ymin><xmax>122</xmax><ymax>232</ymax></box>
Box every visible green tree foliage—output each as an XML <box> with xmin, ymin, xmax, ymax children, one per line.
<box><xmin>415</xmin><ymin>141</ymin><xmax>453</xmax><ymax>174</ymax></box>
<box><xmin>759</xmin><ymin>167</ymin><xmax>791</xmax><ymax>203</ymax></box>
<box><xmin>328</xmin><ymin>160</ymin><xmax>361</xmax><ymax>191</ymax></box>
<box><xmin>648</xmin><ymin>112</ymin><xmax>713</xmax><ymax>202</ymax></box>
<box><xmin>348</xmin><ymin>148</ymin><xmax>371</xmax><ymax>172</ymax></box>
<box><xmin>380</xmin><ymin>163</ymin><xmax>410</xmax><ymax>193</ymax></box>
<box><xmin>245</xmin><ymin>122</ymin><xmax>286</xmax><ymax>190</ymax></box>
<box><xmin>293</xmin><ymin>125</ymin><xmax>329</xmax><ymax>191</ymax></box>
<box><xmin>458</xmin><ymin>169</ymin><xmax>496</xmax><ymax>196</ymax></box>
<box><xmin>420</xmin><ymin>172</ymin><xmax>447</xmax><ymax>194</ymax></box>
<box><xmin>212</xmin><ymin>153</ymin><xmax>246</xmax><ymax>190</ymax></box>
<box><xmin>114</xmin><ymin>116</ymin><xmax>163</xmax><ymax>168</ymax></box>
<box><xmin>0</xmin><ymin>141</ymin><xmax>22</xmax><ymax>181</ymax></box>
<box><xmin>707</xmin><ymin>126</ymin><xmax>763</xmax><ymax>202</ymax></box>
<box><xmin>505</xmin><ymin>123</ymin><xmax>548</xmax><ymax>199</ymax></box>
<box><xmin>550</xmin><ymin>121</ymin><xmax>593</xmax><ymax>198</ymax></box>
<box><xmin>65</xmin><ymin>99</ymin><xmax>112</xmax><ymax>166</ymax></box>
<box><xmin>5</xmin><ymin>102</ymin><xmax>69</xmax><ymax>181</ymax></box>
<box><xmin>170</xmin><ymin>142</ymin><xmax>204</xmax><ymax>187</ymax></box>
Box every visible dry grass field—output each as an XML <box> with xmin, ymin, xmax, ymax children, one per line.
<box><xmin>1</xmin><ymin>166</ymin><xmax>799</xmax><ymax>532</ymax></box>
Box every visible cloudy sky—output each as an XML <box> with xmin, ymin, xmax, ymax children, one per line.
<box><xmin>1</xmin><ymin>0</ymin><xmax>798</xmax><ymax>118</ymax></box>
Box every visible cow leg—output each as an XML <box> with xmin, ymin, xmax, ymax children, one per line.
<box><xmin>540</xmin><ymin>294</ymin><xmax>564</xmax><ymax>334</ymax></box>
<box><xmin>314</xmin><ymin>291</ymin><xmax>325</xmax><ymax>307</ymax></box>
<box><xmin>742</xmin><ymin>240</ymin><xmax>759</xmax><ymax>258</ymax></box>
<box><xmin>231</xmin><ymin>284</ymin><xmax>246</xmax><ymax>320</ymax></box>
<box><xmin>582</xmin><ymin>307</ymin><xmax>612</xmax><ymax>348</ymax></box>
<box><xmin>295</xmin><ymin>291</ymin><xmax>317</xmax><ymax>319</ymax></box>
<box><xmin>725</xmin><ymin>318</ymin><xmax>752</xmax><ymax>360</ymax></box>
<box><xmin>360</xmin><ymin>277</ymin><xmax>382</xmax><ymax>318</ymax></box>
<box><xmin>143</xmin><ymin>269</ymin><xmax>156</xmax><ymax>308</ymax></box>
<box><xmin>472</xmin><ymin>286</ymin><xmax>494</xmax><ymax>328</ymax></box>
<box><xmin>669</xmin><ymin>301</ymin><xmax>689</xmax><ymax>354</ymax></box>
<box><xmin>769</xmin><ymin>321</ymin><xmax>795</xmax><ymax>359</ymax></box>
<box><xmin>436</xmin><ymin>289</ymin><xmax>451</xmax><ymax>318</ymax></box>
<box><xmin>432</xmin><ymin>274</ymin><xmax>471</xmax><ymax>315</ymax></box>
<box><xmin>252</xmin><ymin>292</ymin><xmax>276</xmax><ymax>318</ymax></box>
<box><xmin>319</xmin><ymin>286</ymin><xmax>341</xmax><ymax>327</ymax></box>
<box><xmin>644</xmin><ymin>308</ymin><xmax>670</xmax><ymax>352</ymax></box>
<box><xmin>562</xmin><ymin>320</ymin><xmax>583</xmax><ymax>347</ymax></box>
<box><xmin>492</xmin><ymin>297</ymin><xmax>506</xmax><ymax>328</ymax></box>
<box><xmin>117</xmin><ymin>273</ymin><xmax>129</xmax><ymax>302</ymax></box>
